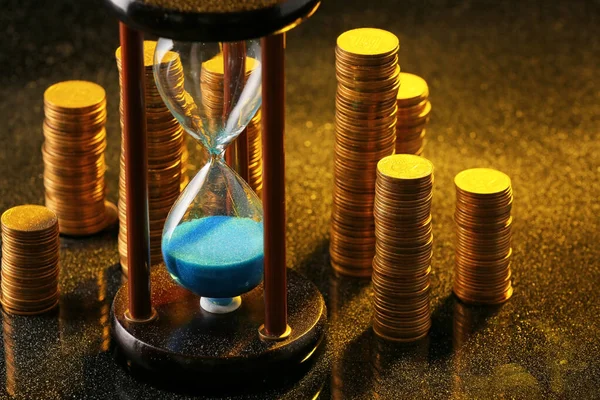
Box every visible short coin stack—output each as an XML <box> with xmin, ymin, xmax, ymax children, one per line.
<box><xmin>395</xmin><ymin>73</ymin><xmax>431</xmax><ymax>156</ymax></box>
<box><xmin>246</xmin><ymin>111</ymin><xmax>263</xmax><ymax>197</ymax></box>
<box><xmin>453</xmin><ymin>168</ymin><xmax>514</xmax><ymax>304</ymax></box>
<box><xmin>43</xmin><ymin>80</ymin><xmax>116</xmax><ymax>236</ymax></box>
<box><xmin>372</xmin><ymin>154</ymin><xmax>434</xmax><ymax>342</ymax></box>
<box><xmin>330</xmin><ymin>28</ymin><xmax>400</xmax><ymax>277</ymax></box>
<box><xmin>116</xmin><ymin>41</ymin><xmax>185</xmax><ymax>274</ymax></box>
<box><xmin>1</xmin><ymin>205</ymin><xmax>60</xmax><ymax>315</ymax></box>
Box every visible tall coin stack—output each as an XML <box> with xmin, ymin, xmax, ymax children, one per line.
<box><xmin>116</xmin><ymin>41</ymin><xmax>185</xmax><ymax>274</ymax></box>
<box><xmin>330</xmin><ymin>28</ymin><xmax>400</xmax><ymax>277</ymax></box>
<box><xmin>246</xmin><ymin>111</ymin><xmax>263</xmax><ymax>197</ymax></box>
<box><xmin>395</xmin><ymin>73</ymin><xmax>431</xmax><ymax>155</ymax></box>
<box><xmin>1</xmin><ymin>205</ymin><xmax>60</xmax><ymax>315</ymax></box>
<box><xmin>372</xmin><ymin>154</ymin><xmax>434</xmax><ymax>342</ymax></box>
<box><xmin>43</xmin><ymin>80</ymin><xmax>116</xmax><ymax>236</ymax></box>
<box><xmin>453</xmin><ymin>168</ymin><xmax>514</xmax><ymax>304</ymax></box>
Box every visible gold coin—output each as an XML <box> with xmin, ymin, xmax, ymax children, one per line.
<box><xmin>202</xmin><ymin>54</ymin><xmax>260</xmax><ymax>75</ymax></box>
<box><xmin>44</xmin><ymin>81</ymin><xmax>105</xmax><ymax>111</ymax></box>
<box><xmin>1</xmin><ymin>205</ymin><xmax>57</xmax><ymax>233</ymax></box>
<box><xmin>115</xmin><ymin>40</ymin><xmax>181</xmax><ymax>68</ymax></box>
<box><xmin>397</xmin><ymin>73</ymin><xmax>429</xmax><ymax>106</ymax></box>
<box><xmin>377</xmin><ymin>154</ymin><xmax>433</xmax><ymax>181</ymax></box>
<box><xmin>454</xmin><ymin>168</ymin><xmax>511</xmax><ymax>196</ymax></box>
<box><xmin>337</xmin><ymin>28</ymin><xmax>399</xmax><ymax>57</ymax></box>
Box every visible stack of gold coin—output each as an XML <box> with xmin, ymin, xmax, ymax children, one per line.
<box><xmin>453</xmin><ymin>168</ymin><xmax>513</xmax><ymax>304</ymax></box>
<box><xmin>200</xmin><ymin>53</ymin><xmax>263</xmax><ymax>195</ymax></box>
<box><xmin>43</xmin><ymin>80</ymin><xmax>116</xmax><ymax>236</ymax></box>
<box><xmin>330</xmin><ymin>28</ymin><xmax>400</xmax><ymax>277</ymax></box>
<box><xmin>200</xmin><ymin>54</ymin><xmax>259</xmax><ymax>132</ymax></box>
<box><xmin>246</xmin><ymin>111</ymin><xmax>263</xmax><ymax>197</ymax></box>
<box><xmin>116</xmin><ymin>41</ymin><xmax>185</xmax><ymax>274</ymax></box>
<box><xmin>1</xmin><ymin>205</ymin><xmax>60</xmax><ymax>315</ymax></box>
<box><xmin>372</xmin><ymin>154</ymin><xmax>434</xmax><ymax>342</ymax></box>
<box><xmin>395</xmin><ymin>73</ymin><xmax>431</xmax><ymax>156</ymax></box>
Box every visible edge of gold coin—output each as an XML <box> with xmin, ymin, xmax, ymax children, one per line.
<box><xmin>337</xmin><ymin>28</ymin><xmax>399</xmax><ymax>57</ymax></box>
<box><xmin>397</xmin><ymin>72</ymin><xmax>429</xmax><ymax>105</ymax></box>
<box><xmin>44</xmin><ymin>81</ymin><xmax>105</xmax><ymax>110</ymax></box>
<box><xmin>202</xmin><ymin>53</ymin><xmax>260</xmax><ymax>75</ymax></box>
<box><xmin>377</xmin><ymin>154</ymin><xmax>434</xmax><ymax>180</ymax></box>
<box><xmin>1</xmin><ymin>205</ymin><xmax>57</xmax><ymax>233</ymax></box>
<box><xmin>116</xmin><ymin>40</ymin><xmax>180</xmax><ymax>67</ymax></box>
<box><xmin>454</xmin><ymin>168</ymin><xmax>512</xmax><ymax>195</ymax></box>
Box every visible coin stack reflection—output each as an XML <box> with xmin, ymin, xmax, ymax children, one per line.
<box><xmin>452</xmin><ymin>301</ymin><xmax>500</xmax><ymax>350</ymax></box>
<box><xmin>372</xmin><ymin>154</ymin><xmax>433</xmax><ymax>342</ymax></box>
<box><xmin>246</xmin><ymin>111</ymin><xmax>263</xmax><ymax>197</ymax></box>
<box><xmin>330</xmin><ymin>28</ymin><xmax>400</xmax><ymax>277</ymax></box>
<box><xmin>371</xmin><ymin>336</ymin><xmax>431</xmax><ymax>398</ymax></box>
<box><xmin>181</xmin><ymin>139</ymin><xmax>190</xmax><ymax>190</ymax></box>
<box><xmin>1</xmin><ymin>205</ymin><xmax>60</xmax><ymax>315</ymax></box>
<box><xmin>200</xmin><ymin>54</ymin><xmax>263</xmax><ymax>196</ymax></box>
<box><xmin>116</xmin><ymin>41</ymin><xmax>185</xmax><ymax>274</ymax></box>
<box><xmin>453</xmin><ymin>168</ymin><xmax>514</xmax><ymax>304</ymax></box>
<box><xmin>43</xmin><ymin>80</ymin><xmax>115</xmax><ymax>236</ymax></box>
<box><xmin>3</xmin><ymin>312</ymin><xmax>16</xmax><ymax>395</ymax></box>
<box><xmin>395</xmin><ymin>73</ymin><xmax>431</xmax><ymax>156</ymax></box>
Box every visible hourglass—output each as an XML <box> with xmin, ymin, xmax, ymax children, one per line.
<box><xmin>156</xmin><ymin>40</ymin><xmax>264</xmax><ymax>314</ymax></box>
<box><xmin>105</xmin><ymin>0</ymin><xmax>327</xmax><ymax>386</ymax></box>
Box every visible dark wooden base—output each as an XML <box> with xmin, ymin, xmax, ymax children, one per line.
<box><xmin>111</xmin><ymin>265</ymin><xmax>327</xmax><ymax>392</ymax></box>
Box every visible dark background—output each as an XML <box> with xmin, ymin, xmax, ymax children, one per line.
<box><xmin>0</xmin><ymin>0</ymin><xmax>599</xmax><ymax>398</ymax></box>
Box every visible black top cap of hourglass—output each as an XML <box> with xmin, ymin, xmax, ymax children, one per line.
<box><xmin>104</xmin><ymin>0</ymin><xmax>321</xmax><ymax>42</ymax></box>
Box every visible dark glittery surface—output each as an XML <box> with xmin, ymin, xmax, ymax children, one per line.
<box><xmin>140</xmin><ymin>0</ymin><xmax>284</xmax><ymax>13</ymax></box>
<box><xmin>1</xmin><ymin>0</ymin><xmax>599</xmax><ymax>398</ymax></box>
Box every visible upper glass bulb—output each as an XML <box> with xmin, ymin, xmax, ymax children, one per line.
<box><xmin>154</xmin><ymin>39</ymin><xmax>262</xmax><ymax>156</ymax></box>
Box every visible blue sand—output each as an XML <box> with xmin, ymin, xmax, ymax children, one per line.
<box><xmin>162</xmin><ymin>216</ymin><xmax>264</xmax><ymax>298</ymax></box>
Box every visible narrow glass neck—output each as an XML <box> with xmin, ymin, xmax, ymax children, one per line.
<box><xmin>209</xmin><ymin>150</ymin><xmax>225</xmax><ymax>161</ymax></box>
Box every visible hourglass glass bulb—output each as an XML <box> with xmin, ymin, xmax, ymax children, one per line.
<box><xmin>155</xmin><ymin>39</ymin><xmax>265</xmax><ymax>313</ymax></box>
<box><xmin>154</xmin><ymin>39</ymin><xmax>262</xmax><ymax>155</ymax></box>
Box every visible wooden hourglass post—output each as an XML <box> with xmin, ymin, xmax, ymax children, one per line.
<box><xmin>119</xmin><ymin>23</ymin><xmax>154</xmax><ymax>321</ymax></box>
<box><xmin>223</xmin><ymin>42</ymin><xmax>250</xmax><ymax>182</ymax></box>
<box><xmin>260</xmin><ymin>33</ymin><xmax>289</xmax><ymax>338</ymax></box>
